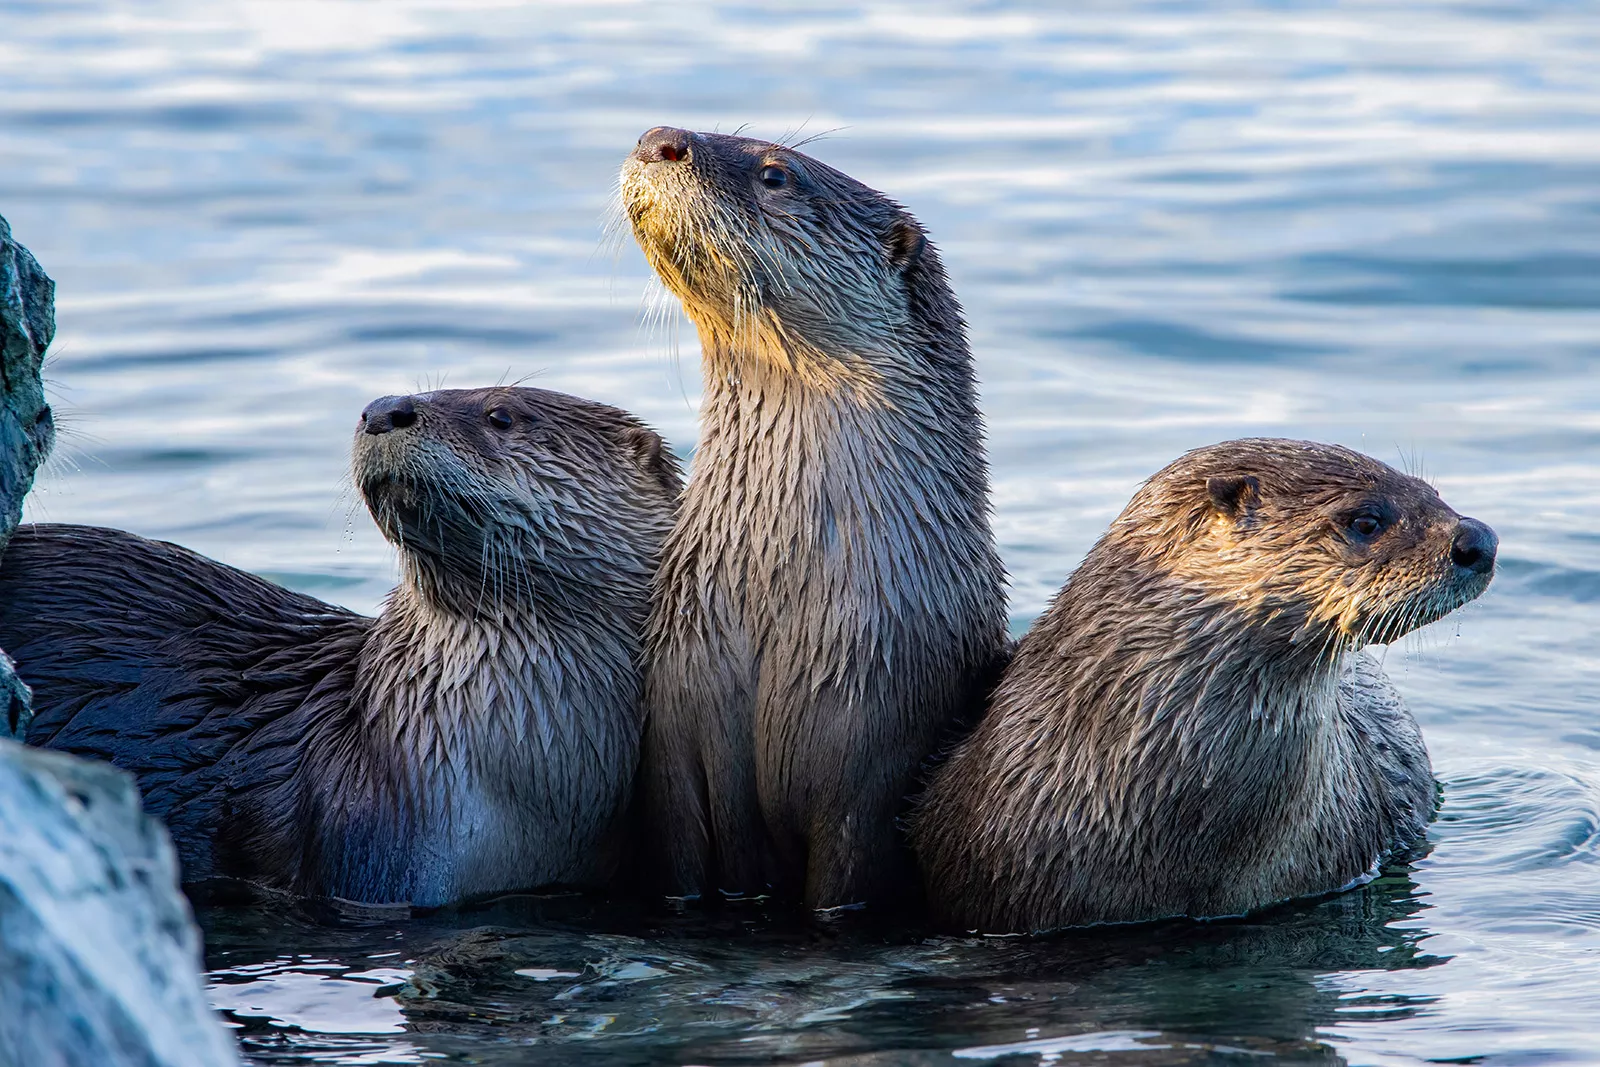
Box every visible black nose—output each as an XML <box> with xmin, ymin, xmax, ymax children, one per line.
<box><xmin>1450</xmin><ymin>517</ymin><xmax>1498</xmax><ymax>575</ymax></box>
<box><xmin>361</xmin><ymin>395</ymin><xmax>417</xmax><ymax>435</ymax></box>
<box><xmin>634</xmin><ymin>126</ymin><xmax>693</xmax><ymax>164</ymax></box>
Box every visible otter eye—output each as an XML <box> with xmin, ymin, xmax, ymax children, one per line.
<box><xmin>757</xmin><ymin>165</ymin><xmax>788</xmax><ymax>189</ymax></box>
<box><xmin>486</xmin><ymin>407</ymin><xmax>513</xmax><ymax>431</ymax></box>
<box><xmin>1348</xmin><ymin>512</ymin><xmax>1385</xmax><ymax>539</ymax></box>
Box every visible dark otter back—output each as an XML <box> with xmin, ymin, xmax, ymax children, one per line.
<box><xmin>0</xmin><ymin>524</ymin><xmax>371</xmax><ymax>884</ymax></box>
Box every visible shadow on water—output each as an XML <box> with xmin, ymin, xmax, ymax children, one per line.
<box><xmin>199</xmin><ymin>862</ymin><xmax>1442</xmax><ymax>1066</ymax></box>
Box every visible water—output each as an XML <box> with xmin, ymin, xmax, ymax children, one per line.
<box><xmin>4</xmin><ymin>0</ymin><xmax>1599</xmax><ymax>1062</ymax></box>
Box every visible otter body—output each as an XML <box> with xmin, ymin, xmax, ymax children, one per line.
<box><xmin>913</xmin><ymin>439</ymin><xmax>1496</xmax><ymax>932</ymax></box>
<box><xmin>0</xmin><ymin>387</ymin><xmax>681</xmax><ymax>905</ymax></box>
<box><xmin>622</xmin><ymin>128</ymin><xmax>1008</xmax><ymax>908</ymax></box>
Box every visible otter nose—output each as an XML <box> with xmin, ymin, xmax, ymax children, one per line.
<box><xmin>361</xmin><ymin>395</ymin><xmax>418</xmax><ymax>435</ymax></box>
<box><xmin>1450</xmin><ymin>517</ymin><xmax>1498</xmax><ymax>575</ymax></box>
<box><xmin>634</xmin><ymin>126</ymin><xmax>693</xmax><ymax>164</ymax></box>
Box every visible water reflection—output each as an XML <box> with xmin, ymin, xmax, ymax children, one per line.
<box><xmin>199</xmin><ymin>865</ymin><xmax>1441</xmax><ymax>1065</ymax></box>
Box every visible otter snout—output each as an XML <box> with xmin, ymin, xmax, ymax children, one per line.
<box><xmin>362</xmin><ymin>395</ymin><xmax>418</xmax><ymax>435</ymax></box>
<box><xmin>633</xmin><ymin>126</ymin><xmax>694</xmax><ymax>164</ymax></box>
<box><xmin>1451</xmin><ymin>517</ymin><xmax>1498</xmax><ymax>575</ymax></box>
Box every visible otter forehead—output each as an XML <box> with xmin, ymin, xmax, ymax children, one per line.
<box><xmin>350</xmin><ymin>385</ymin><xmax>679</xmax><ymax>512</ymax></box>
<box><xmin>398</xmin><ymin>386</ymin><xmax>641</xmax><ymax>436</ymax></box>
<box><xmin>352</xmin><ymin>386</ymin><xmax>656</xmax><ymax>465</ymax></box>
<box><xmin>623</xmin><ymin>127</ymin><xmax>888</xmax><ymax>207</ymax></box>
<box><xmin>1148</xmin><ymin>438</ymin><xmax>1446</xmax><ymax>514</ymax></box>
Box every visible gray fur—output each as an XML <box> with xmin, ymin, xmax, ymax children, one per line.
<box><xmin>621</xmin><ymin>128</ymin><xmax>1008</xmax><ymax>908</ymax></box>
<box><xmin>913</xmin><ymin>439</ymin><xmax>1493</xmax><ymax>932</ymax></box>
<box><xmin>1</xmin><ymin>387</ymin><xmax>680</xmax><ymax>905</ymax></box>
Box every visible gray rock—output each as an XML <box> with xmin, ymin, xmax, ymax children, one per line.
<box><xmin>0</xmin><ymin>217</ymin><xmax>240</xmax><ymax>1065</ymax></box>
<box><xmin>0</xmin><ymin>211</ymin><xmax>55</xmax><ymax>556</ymax></box>
<box><xmin>1</xmin><ymin>211</ymin><xmax>55</xmax><ymax>741</ymax></box>
<box><xmin>2</xmin><ymin>649</ymin><xmax>29</xmax><ymax>742</ymax></box>
<box><xmin>0</xmin><ymin>741</ymin><xmax>242</xmax><ymax>1067</ymax></box>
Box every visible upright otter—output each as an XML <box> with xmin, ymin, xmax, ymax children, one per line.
<box><xmin>0</xmin><ymin>387</ymin><xmax>681</xmax><ymax>905</ymax></box>
<box><xmin>912</xmin><ymin>439</ymin><xmax>1497</xmax><ymax>932</ymax></box>
<box><xmin>621</xmin><ymin>128</ymin><xmax>1008</xmax><ymax>908</ymax></box>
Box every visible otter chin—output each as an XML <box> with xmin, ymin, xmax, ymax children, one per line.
<box><xmin>912</xmin><ymin>438</ymin><xmax>1496</xmax><ymax>934</ymax></box>
<box><xmin>0</xmin><ymin>386</ymin><xmax>680</xmax><ymax>906</ymax></box>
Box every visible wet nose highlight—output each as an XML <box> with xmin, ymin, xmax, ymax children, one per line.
<box><xmin>1451</xmin><ymin>517</ymin><xmax>1498</xmax><ymax>575</ymax></box>
<box><xmin>634</xmin><ymin>126</ymin><xmax>692</xmax><ymax>164</ymax></box>
<box><xmin>362</xmin><ymin>396</ymin><xmax>418</xmax><ymax>435</ymax></box>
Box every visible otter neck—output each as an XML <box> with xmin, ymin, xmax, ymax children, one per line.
<box><xmin>352</xmin><ymin>574</ymin><xmax>642</xmax><ymax>808</ymax></box>
<box><xmin>1049</xmin><ymin>573</ymin><xmax>1357</xmax><ymax>800</ymax></box>
<box><xmin>681</xmin><ymin>322</ymin><xmax>991</xmax><ymax>625</ymax></box>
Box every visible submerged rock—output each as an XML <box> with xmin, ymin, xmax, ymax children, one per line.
<box><xmin>0</xmin><ymin>741</ymin><xmax>241</xmax><ymax>1067</ymax></box>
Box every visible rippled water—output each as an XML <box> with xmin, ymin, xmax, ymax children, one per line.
<box><xmin>4</xmin><ymin>0</ymin><xmax>1599</xmax><ymax>1063</ymax></box>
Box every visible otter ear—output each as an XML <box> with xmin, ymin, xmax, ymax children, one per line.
<box><xmin>886</xmin><ymin>217</ymin><xmax>926</xmax><ymax>271</ymax></box>
<box><xmin>1207</xmin><ymin>474</ymin><xmax>1261</xmax><ymax>519</ymax></box>
<box><xmin>620</xmin><ymin>425</ymin><xmax>682</xmax><ymax>494</ymax></box>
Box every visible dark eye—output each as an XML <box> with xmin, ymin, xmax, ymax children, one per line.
<box><xmin>757</xmin><ymin>165</ymin><xmax>788</xmax><ymax>189</ymax></box>
<box><xmin>1348</xmin><ymin>512</ymin><xmax>1385</xmax><ymax>539</ymax></box>
<box><xmin>486</xmin><ymin>407</ymin><xmax>513</xmax><ymax>430</ymax></box>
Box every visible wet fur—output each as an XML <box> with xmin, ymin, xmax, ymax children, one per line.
<box><xmin>912</xmin><ymin>439</ymin><xmax>1493</xmax><ymax>932</ymax></box>
<box><xmin>621</xmin><ymin>130</ymin><xmax>1008</xmax><ymax>907</ymax></box>
<box><xmin>0</xmin><ymin>387</ymin><xmax>681</xmax><ymax>905</ymax></box>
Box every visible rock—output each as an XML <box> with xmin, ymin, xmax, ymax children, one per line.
<box><xmin>0</xmin><ymin>741</ymin><xmax>242</xmax><ymax>1067</ymax></box>
<box><xmin>0</xmin><ymin>217</ymin><xmax>239</xmax><ymax>1065</ymax></box>
<box><xmin>2</xmin><ymin>649</ymin><xmax>29</xmax><ymax>741</ymax></box>
<box><xmin>0</xmin><ymin>212</ymin><xmax>55</xmax><ymax>556</ymax></box>
<box><xmin>2</xmin><ymin>211</ymin><xmax>55</xmax><ymax>742</ymax></box>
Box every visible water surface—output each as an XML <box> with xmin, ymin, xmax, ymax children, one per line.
<box><xmin>3</xmin><ymin>1</ymin><xmax>1599</xmax><ymax>1063</ymax></box>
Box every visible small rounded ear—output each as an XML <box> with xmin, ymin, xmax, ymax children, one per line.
<box><xmin>886</xmin><ymin>217</ymin><xmax>926</xmax><ymax>271</ymax></box>
<box><xmin>1207</xmin><ymin>474</ymin><xmax>1261</xmax><ymax>519</ymax></box>
<box><xmin>619</xmin><ymin>425</ymin><xmax>683</xmax><ymax>494</ymax></box>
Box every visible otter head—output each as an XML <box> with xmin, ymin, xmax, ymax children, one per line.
<box><xmin>351</xmin><ymin>386</ymin><xmax>681</xmax><ymax>617</ymax></box>
<box><xmin>1112</xmin><ymin>438</ymin><xmax>1496</xmax><ymax>656</ymax></box>
<box><xmin>620</xmin><ymin>126</ymin><xmax>950</xmax><ymax>373</ymax></box>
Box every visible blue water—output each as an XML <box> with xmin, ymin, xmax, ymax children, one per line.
<box><xmin>4</xmin><ymin>1</ymin><xmax>1600</xmax><ymax>1062</ymax></box>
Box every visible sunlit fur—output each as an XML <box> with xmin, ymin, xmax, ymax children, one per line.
<box><xmin>621</xmin><ymin>129</ymin><xmax>1008</xmax><ymax>908</ymax></box>
<box><xmin>0</xmin><ymin>387</ymin><xmax>680</xmax><ymax>905</ymax></box>
<box><xmin>913</xmin><ymin>439</ymin><xmax>1495</xmax><ymax>932</ymax></box>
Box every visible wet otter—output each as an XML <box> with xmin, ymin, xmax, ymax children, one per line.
<box><xmin>0</xmin><ymin>386</ymin><xmax>681</xmax><ymax>905</ymax></box>
<box><xmin>912</xmin><ymin>439</ymin><xmax>1497</xmax><ymax>932</ymax></box>
<box><xmin>621</xmin><ymin>127</ymin><xmax>1008</xmax><ymax>908</ymax></box>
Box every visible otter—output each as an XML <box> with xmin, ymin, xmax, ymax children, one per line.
<box><xmin>0</xmin><ymin>386</ymin><xmax>681</xmax><ymax>905</ymax></box>
<box><xmin>620</xmin><ymin>127</ymin><xmax>1008</xmax><ymax>909</ymax></box>
<box><xmin>912</xmin><ymin>438</ymin><xmax>1497</xmax><ymax>933</ymax></box>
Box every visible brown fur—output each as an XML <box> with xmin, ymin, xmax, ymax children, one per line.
<box><xmin>621</xmin><ymin>127</ymin><xmax>1008</xmax><ymax>908</ymax></box>
<box><xmin>912</xmin><ymin>438</ymin><xmax>1496</xmax><ymax>932</ymax></box>
<box><xmin>0</xmin><ymin>387</ymin><xmax>681</xmax><ymax>905</ymax></box>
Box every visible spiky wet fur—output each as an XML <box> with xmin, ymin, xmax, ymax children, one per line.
<box><xmin>912</xmin><ymin>439</ymin><xmax>1494</xmax><ymax>933</ymax></box>
<box><xmin>0</xmin><ymin>387</ymin><xmax>681</xmax><ymax>905</ymax></box>
<box><xmin>621</xmin><ymin>130</ymin><xmax>1008</xmax><ymax>908</ymax></box>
